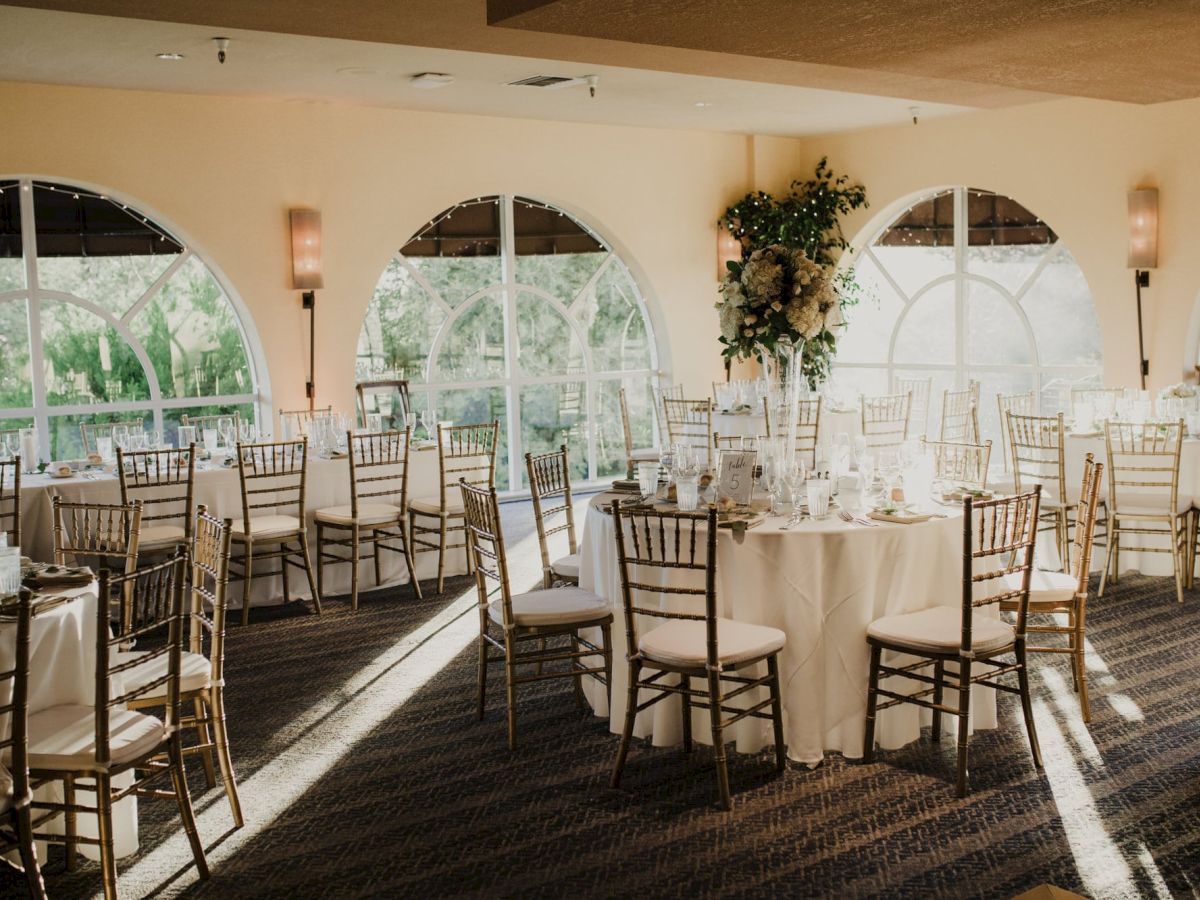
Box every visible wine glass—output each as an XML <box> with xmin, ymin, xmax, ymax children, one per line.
<box><xmin>144</xmin><ymin>428</ymin><xmax>161</xmax><ymax>450</ymax></box>
<box><xmin>405</xmin><ymin>412</ymin><xmax>418</xmax><ymax>439</ymax></box>
<box><xmin>111</xmin><ymin>424</ymin><xmax>128</xmax><ymax>451</ymax></box>
<box><xmin>218</xmin><ymin>417</ymin><xmax>236</xmax><ymax>450</ymax></box>
<box><xmin>419</xmin><ymin>409</ymin><xmax>437</xmax><ymax>443</ymax></box>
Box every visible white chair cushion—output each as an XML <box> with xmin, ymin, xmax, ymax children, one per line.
<box><xmin>867</xmin><ymin>605</ymin><xmax>1014</xmax><ymax>655</ymax></box>
<box><xmin>27</xmin><ymin>705</ymin><xmax>165</xmax><ymax>770</ymax></box>
<box><xmin>1111</xmin><ymin>491</ymin><xmax>1190</xmax><ymax>517</ymax></box>
<box><xmin>114</xmin><ymin>649</ymin><xmax>212</xmax><ymax>696</ymax></box>
<box><xmin>1001</xmin><ymin>568</ymin><xmax>1077</xmax><ymax>604</ymax></box>
<box><xmin>314</xmin><ymin>502</ymin><xmax>402</xmax><ymax>526</ymax></box>
<box><xmin>488</xmin><ymin>586</ymin><xmax>609</xmax><ymax>628</ymax></box>
<box><xmin>138</xmin><ymin>524</ymin><xmax>187</xmax><ymax>547</ymax></box>
<box><xmin>639</xmin><ymin>618</ymin><xmax>785</xmax><ymax>668</ymax></box>
<box><xmin>551</xmin><ymin>553</ymin><xmax>580</xmax><ymax>579</ymax></box>
<box><xmin>630</xmin><ymin>447</ymin><xmax>660</xmax><ymax>461</ymax></box>
<box><xmin>409</xmin><ymin>496</ymin><xmax>465</xmax><ymax>516</ymax></box>
<box><xmin>230</xmin><ymin>514</ymin><xmax>303</xmax><ymax>540</ymax></box>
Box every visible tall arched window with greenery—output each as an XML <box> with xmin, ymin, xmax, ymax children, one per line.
<box><xmin>0</xmin><ymin>178</ymin><xmax>262</xmax><ymax>459</ymax></box>
<box><xmin>834</xmin><ymin>187</ymin><xmax>1103</xmax><ymax>441</ymax></box>
<box><xmin>358</xmin><ymin>195</ymin><xmax>660</xmax><ymax>491</ymax></box>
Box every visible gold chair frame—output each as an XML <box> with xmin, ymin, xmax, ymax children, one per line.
<box><xmin>180</xmin><ymin>411</ymin><xmax>242</xmax><ymax>440</ymax></box>
<box><xmin>1071</xmin><ymin>387</ymin><xmax>1123</xmax><ymax>408</ymax></box>
<box><xmin>117</xmin><ymin>444</ymin><xmax>196</xmax><ymax>555</ymax></box>
<box><xmin>996</xmin><ymin>390</ymin><xmax>1036</xmax><ymax>474</ymax></box>
<box><xmin>461</xmin><ymin>481</ymin><xmax>612</xmax><ymax>750</ymax></box>
<box><xmin>526</xmin><ymin>445</ymin><xmax>579</xmax><ymax>589</ymax></box>
<box><xmin>619</xmin><ymin>387</ymin><xmax>659</xmax><ymax>475</ymax></box>
<box><xmin>662</xmin><ymin>398</ymin><xmax>713</xmax><ymax>468</ymax></box>
<box><xmin>52</xmin><ymin>496</ymin><xmax>143</xmax><ymax>624</ymax></box>
<box><xmin>316</xmin><ymin>429</ymin><xmax>422</xmax><ymax>609</ymax></box>
<box><xmin>939</xmin><ymin>387</ymin><xmax>980</xmax><ymax>444</ymax></box>
<box><xmin>0</xmin><ymin>457</ymin><xmax>20</xmax><ymax>547</ymax></box>
<box><xmin>409</xmin><ymin>421</ymin><xmax>498</xmax><ymax>594</ymax></box>
<box><xmin>864</xmin><ymin>487</ymin><xmax>1044</xmax><ymax>797</ymax></box>
<box><xmin>278</xmin><ymin>405</ymin><xmax>333</xmax><ymax>438</ymax></box>
<box><xmin>894</xmin><ymin>376</ymin><xmax>932</xmax><ymax>438</ymax></box>
<box><xmin>230</xmin><ymin>438</ymin><xmax>322</xmax><ymax>625</ymax></box>
<box><xmin>764</xmin><ymin>396</ymin><xmax>822</xmax><ymax>467</ymax></box>
<box><xmin>355</xmin><ymin>379</ymin><xmax>412</xmax><ymax>430</ymax></box>
<box><xmin>861</xmin><ymin>392</ymin><xmax>911</xmax><ymax>449</ymax></box>
<box><xmin>922</xmin><ymin>438</ymin><xmax>993</xmax><ymax>490</ymax></box>
<box><xmin>78</xmin><ymin>419</ymin><xmax>144</xmax><ymax>456</ymax></box>
<box><xmin>1007</xmin><ymin>411</ymin><xmax>1075</xmax><ymax>572</ymax></box>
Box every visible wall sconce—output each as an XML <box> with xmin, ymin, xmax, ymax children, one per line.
<box><xmin>1127</xmin><ymin>188</ymin><xmax>1158</xmax><ymax>388</ymax></box>
<box><xmin>717</xmin><ymin>223</ymin><xmax>741</xmax><ymax>281</ymax></box>
<box><xmin>289</xmin><ymin>208</ymin><xmax>322</xmax><ymax>405</ymax></box>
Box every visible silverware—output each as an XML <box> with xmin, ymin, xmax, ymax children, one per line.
<box><xmin>838</xmin><ymin>510</ymin><xmax>879</xmax><ymax>527</ymax></box>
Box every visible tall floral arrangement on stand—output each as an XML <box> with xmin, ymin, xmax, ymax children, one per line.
<box><xmin>716</xmin><ymin>157</ymin><xmax>868</xmax><ymax>388</ymax></box>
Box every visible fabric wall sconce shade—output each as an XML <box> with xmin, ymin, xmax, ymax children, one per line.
<box><xmin>290</xmin><ymin>208</ymin><xmax>324</xmax><ymax>290</ymax></box>
<box><xmin>1127</xmin><ymin>188</ymin><xmax>1158</xmax><ymax>269</ymax></box>
<box><xmin>717</xmin><ymin>223</ymin><xmax>741</xmax><ymax>280</ymax></box>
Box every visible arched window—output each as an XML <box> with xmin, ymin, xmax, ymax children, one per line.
<box><xmin>0</xmin><ymin>178</ymin><xmax>263</xmax><ymax>459</ymax></box>
<box><xmin>834</xmin><ymin>187</ymin><xmax>1103</xmax><ymax>440</ymax></box>
<box><xmin>358</xmin><ymin>195</ymin><xmax>660</xmax><ymax>491</ymax></box>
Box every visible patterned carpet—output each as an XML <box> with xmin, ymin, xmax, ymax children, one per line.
<box><xmin>11</xmin><ymin>545</ymin><xmax>1200</xmax><ymax>898</ymax></box>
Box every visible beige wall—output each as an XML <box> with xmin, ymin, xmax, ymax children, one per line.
<box><xmin>0</xmin><ymin>80</ymin><xmax>751</xmax><ymax>412</ymax></box>
<box><xmin>769</xmin><ymin>97</ymin><xmax>1200</xmax><ymax>389</ymax></box>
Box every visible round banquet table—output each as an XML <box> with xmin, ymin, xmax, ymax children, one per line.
<box><xmin>1065</xmin><ymin>432</ymin><xmax>1200</xmax><ymax>577</ymax></box>
<box><xmin>711</xmin><ymin>406</ymin><xmax>862</xmax><ymax>444</ymax></box>
<box><xmin>578</xmin><ymin>494</ymin><xmax>1000</xmax><ymax>766</ymax></box>
<box><xmin>16</xmin><ymin>448</ymin><xmax>469</xmax><ymax>608</ymax></box>
<box><xmin>0</xmin><ymin>586</ymin><xmax>138</xmax><ymax>861</ymax></box>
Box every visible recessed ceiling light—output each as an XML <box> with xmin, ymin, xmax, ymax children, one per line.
<box><xmin>156</xmin><ymin>52</ymin><xmax>185</xmax><ymax>61</ymax></box>
<box><xmin>411</xmin><ymin>72</ymin><xmax>455</xmax><ymax>89</ymax></box>
<box><xmin>694</xmin><ymin>101</ymin><xmax>712</xmax><ymax>108</ymax></box>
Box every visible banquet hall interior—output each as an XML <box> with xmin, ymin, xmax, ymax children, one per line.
<box><xmin>2</xmin><ymin>1</ymin><xmax>1200</xmax><ymax>897</ymax></box>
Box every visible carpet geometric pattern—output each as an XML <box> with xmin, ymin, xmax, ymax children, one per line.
<box><xmin>12</xmin><ymin>567</ymin><xmax>1200</xmax><ymax>898</ymax></box>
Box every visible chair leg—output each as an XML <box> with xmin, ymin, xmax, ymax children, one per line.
<box><xmin>1171</xmin><ymin>516</ymin><xmax>1185</xmax><ymax>605</ymax></box>
<box><xmin>571</xmin><ymin>634</ymin><xmax>585</xmax><ymax>710</ymax></box>
<box><xmin>504</xmin><ymin>638</ymin><xmax>518</xmax><ymax>751</ymax></box>
<box><xmin>1099</xmin><ymin>527</ymin><xmax>1115</xmax><ymax>597</ymax></box>
<box><xmin>15</xmin><ymin>804</ymin><xmax>46</xmax><ymax>900</ymax></box>
<box><xmin>477</xmin><ymin>619</ymin><xmax>489</xmax><ymax>721</ymax></box>
<box><xmin>1073</xmin><ymin>610</ymin><xmax>1091</xmax><ymax>724</ymax></box>
<box><xmin>955</xmin><ymin>657</ymin><xmax>972</xmax><ymax>798</ymax></box>
<box><xmin>1016</xmin><ymin>642</ymin><xmax>1044</xmax><ymax>769</ymax></box>
<box><xmin>931</xmin><ymin>659</ymin><xmax>944</xmax><ymax>743</ymax></box>
<box><xmin>767</xmin><ymin>654</ymin><xmax>786</xmax><ymax>772</ymax></box>
<box><xmin>862</xmin><ymin>645</ymin><xmax>881</xmax><ymax>763</ymax></box>
<box><xmin>280</xmin><ymin>540</ymin><xmax>291</xmax><ymax>603</ymax></box>
<box><xmin>402</xmin><ymin>521</ymin><xmax>423</xmax><ymax>601</ymax></box>
<box><xmin>241</xmin><ymin>542</ymin><xmax>254</xmax><ymax>626</ymax></box>
<box><xmin>95</xmin><ymin>774</ymin><xmax>118</xmax><ymax>900</ymax></box>
<box><xmin>350</xmin><ymin>524</ymin><xmax>361</xmax><ymax>611</ymax></box>
<box><xmin>298</xmin><ymin>532</ymin><xmax>322</xmax><ymax>616</ymax></box>
<box><xmin>194</xmin><ymin>695</ymin><xmax>217</xmax><ymax>788</ymax></box>
<box><xmin>64</xmin><ymin>774</ymin><xmax>77</xmax><ymax>871</ymax></box>
<box><xmin>169</xmin><ymin>738</ymin><xmax>210</xmax><ymax>880</ymax></box>
<box><xmin>601</xmin><ymin>624</ymin><xmax>613</xmax><ymax>710</ymax></box>
<box><xmin>680</xmin><ymin>672</ymin><xmax>693</xmax><ymax>753</ymax></box>
<box><xmin>209</xmin><ymin>687</ymin><xmax>245</xmax><ymax>828</ymax></box>
<box><xmin>372</xmin><ymin>528</ymin><xmax>383</xmax><ymax>588</ymax></box>
<box><xmin>315</xmin><ymin>523</ymin><xmax>325</xmax><ymax>602</ymax></box>
<box><xmin>436</xmin><ymin>514</ymin><xmax>448</xmax><ymax>594</ymax></box>
<box><xmin>611</xmin><ymin>659</ymin><xmax>641</xmax><ymax>789</ymax></box>
<box><xmin>707</xmin><ymin>668</ymin><xmax>732</xmax><ymax>810</ymax></box>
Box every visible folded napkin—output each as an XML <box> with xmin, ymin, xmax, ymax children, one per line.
<box><xmin>28</xmin><ymin>565</ymin><xmax>94</xmax><ymax>587</ymax></box>
<box><xmin>869</xmin><ymin>510</ymin><xmax>933</xmax><ymax>524</ymax></box>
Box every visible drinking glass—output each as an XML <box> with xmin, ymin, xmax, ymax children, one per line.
<box><xmin>406</xmin><ymin>412</ymin><xmax>419</xmax><ymax>437</ymax></box>
<box><xmin>177</xmin><ymin>425</ymin><xmax>197</xmax><ymax>450</ymax></box>
<box><xmin>202</xmin><ymin>428</ymin><xmax>220</xmax><ymax>454</ymax></box>
<box><xmin>144</xmin><ymin>429</ymin><xmax>161</xmax><ymax>450</ymax></box>
<box><xmin>367</xmin><ymin>412</ymin><xmax>383</xmax><ymax>433</ymax></box>
<box><xmin>806</xmin><ymin>478</ymin><xmax>831</xmax><ymax>518</ymax></box>
<box><xmin>218</xmin><ymin>417</ymin><xmax>236</xmax><ymax>449</ymax></box>
<box><xmin>111</xmin><ymin>424</ymin><xmax>128</xmax><ymax>451</ymax></box>
<box><xmin>637</xmin><ymin>461</ymin><xmax>659</xmax><ymax>498</ymax></box>
<box><xmin>676</xmin><ymin>473</ymin><xmax>700</xmax><ymax>511</ymax></box>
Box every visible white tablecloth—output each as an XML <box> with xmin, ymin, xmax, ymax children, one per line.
<box><xmin>0</xmin><ymin>587</ymin><xmax>138</xmax><ymax>860</ymax></box>
<box><xmin>711</xmin><ymin>407</ymin><xmax>862</xmax><ymax>444</ymax></box>
<box><xmin>578</xmin><ymin>496</ymin><xmax>999</xmax><ymax>766</ymax></box>
<box><xmin>16</xmin><ymin>449</ymin><xmax>467</xmax><ymax>607</ymax></box>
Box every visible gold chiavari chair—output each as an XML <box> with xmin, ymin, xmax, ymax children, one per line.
<box><xmin>1100</xmin><ymin>420</ymin><xmax>1189</xmax><ymax>605</ymax></box>
<box><xmin>996</xmin><ymin>390</ymin><xmax>1036</xmax><ymax>476</ymax></box>
<box><xmin>180</xmin><ymin>411</ymin><xmax>241</xmax><ymax>438</ymax></box>
<box><xmin>117</xmin><ymin>445</ymin><xmax>195</xmax><ymax>557</ymax></box>
<box><xmin>52</xmin><ymin>496</ymin><xmax>142</xmax><ymax>622</ymax></box>
<box><xmin>764</xmin><ymin>396</ymin><xmax>822</xmax><ymax>468</ymax></box>
<box><xmin>0</xmin><ymin>457</ymin><xmax>20</xmax><ymax>547</ymax></box>
<box><xmin>922</xmin><ymin>438</ymin><xmax>993</xmax><ymax>491</ymax></box>
<box><xmin>861</xmin><ymin>392</ymin><xmax>911</xmax><ymax>449</ymax></box>
<box><xmin>409</xmin><ymin>421</ymin><xmax>499</xmax><ymax>594</ymax></box>
<box><xmin>355</xmin><ymin>379</ymin><xmax>411</xmax><ymax>430</ymax></box>
<box><xmin>1071</xmin><ymin>387</ymin><xmax>1123</xmax><ymax>408</ymax></box>
<box><xmin>1001</xmin><ymin>453</ymin><xmax>1104</xmax><ymax>722</ymax></box>
<box><xmin>28</xmin><ymin>551</ymin><xmax>209</xmax><ymax>899</ymax></box>
<box><xmin>315</xmin><ymin>429</ymin><xmax>422</xmax><ymax>609</ymax></box>
<box><xmin>1007</xmin><ymin>412</ymin><xmax>1075</xmax><ymax>572</ymax></box>
<box><xmin>610</xmin><ymin>502</ymin><xmax>786</xmax><ymax>809</ymax></box>
<box><xmin>894</xmin><ymin>376</ymin><xmax>932</xmax><ymax>438</ymax></box>
<box><xmin>0</xmin><ymin>588</ymin><xmax>47</xmax><ymax>898</ymax></box>
<box><xmin>619</xmin><ymin>387</ymin><xmax>660</xmax><ymax>474</ymax></box>
<box><xmin>713</xmin><ymin>434</ymin><xmax>756</xmax><ymax>451</ymax></box>
<box><xmin>278</xmin><ymin>405</ymin><xmax>333</xmax><ymax>439</ymax></box>
<box><xmin>655</xmin><ymin>384</ymin><xmax>683</xmax><ymax>449</ymax></box>
<box><xmin>461</xmin><ymin>481</ymin><xmax>611</xmax><ymax>750</ymax></box>
<box><xmin>120</xmin><ymin>509</ymin><xmax>244</xmax><ymax>826</ymax></box>
<box><xmin>662</xmin><ymin>398</ymin><xmax>713</xmax><ymax>468</ymax></box>
<box><xmin>230</xmin><ymin>438</ymin><xmax>321</xmax><ymax>625</ymax></box>
<box><xmin>78</xmin><ymin>419</ymin><xmax>144</xmax><ymax>456</ymax></box>
<box><xmin>863</xmin><ymin>487</ymin><xmax>1044</xmax><ymax>797</ymax></box>
<box><xmin>526</xmin><ymin>445</ymin><xmax>580</xmax><ymax>589</ymax></box>
<box><xmin>939</xmin><ymin>387</ymin><xmax>980</xmax><ymax>443</ymax></box>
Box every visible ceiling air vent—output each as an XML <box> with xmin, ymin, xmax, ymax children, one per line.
<box><xmin>507</xmin><ymin>75</ymin><xmax>584</xmax><ymax>89</ymax></box>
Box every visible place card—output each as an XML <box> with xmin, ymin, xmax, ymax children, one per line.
<box><xmin>717</xmin><ymin>449</ymin><xmax>755</xmax><ymax>507</ymax></box>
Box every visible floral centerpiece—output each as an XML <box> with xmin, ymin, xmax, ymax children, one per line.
<box><xmin>1159</xmin><ymin>382</ymin><xmax>1197</xmax><ymax>400</ymax></box>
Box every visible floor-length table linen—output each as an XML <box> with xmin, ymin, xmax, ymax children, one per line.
<box><xmin>16</xmin><ymin>449</ymin><xmax>468</xmax><ymax>607</ymax></box>
<box><xmin>578</xmin><ymin>497</ymin><xmax>999</xmax><ymax>766</ymax></box>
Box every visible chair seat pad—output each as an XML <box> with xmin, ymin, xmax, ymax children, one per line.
<box><xmin>1000</xmin><ymin>569</ymin><xmax>1078</xmax><ymax>605</ymax></box>
<box><xmin>630</xmin><ymin>448</ymin><xmax>660</xmax><ymax>461</ymax></box>
<box><xmin>551</xmin><ymin>553</ymin><xmax>580</xmax><ymax>579</ymax></box>
<box><xmin>639</xmin><ymin>618</ymin><xmax>785</xmax><ymax>668</ymax></box>
<box><xmin>1110</xmin><ymin>491</ymin><xmax>1190</xmax><ymax>517</ymax></box>
<box><xmin>231</xmin><ymin>514</ymin><xmax>303</xmax><ymax>540</ymax></box>
<box><xmin>115</xmin><ymin>649</ymin><xmax>212</xmax><ymax>696</ymax></box>
<box><xmin>409</xmin><ymin>496</ymin><xmax>464</xmax><ymax>516</ymax></box>
<box><xmin>139</xmin><ymin>524</ymin><xmax>187</xmax><ymax>548</ymax></box>
<box><xmin>314</xmin><ymin>502</ymin><xmax>403</xmax><ymax>526</ymax></box>
<box><xmin>867</xmin><ymin>605</ymin><xmax>1014</xmax><ymax>655</ymax></box>
<box><xmin>488</xmin><ymin>586</ymin><xmax>610</xmax><ymax>627</ymax></box>
<box><xmin>27</xmin><ymin>705</ymin><xmax>165</xmax><ymax>770</ymax></box>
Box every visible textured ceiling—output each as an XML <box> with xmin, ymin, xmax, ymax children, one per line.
<box><xmin>490</xmin><ymin>0</ymin><xmax>1200</xmax><ymax>105</ymax></box>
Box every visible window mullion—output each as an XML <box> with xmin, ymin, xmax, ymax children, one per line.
<box><xmin>17</xmin><ymin>180</ymin><xmax>50</xmax><ymax>461</ymax></box>
<box><xmin>954</xmin><ymin>187</ymin><xmax>967</xmax><ymax>391</ymax></box>
<box><xmin>499</xmin><ymin>195</ymin><xmax>522</xmax><ymax>491</ymax></box>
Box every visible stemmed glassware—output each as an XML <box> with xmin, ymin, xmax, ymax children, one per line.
<box><xmin>144</xmin><ymin>428</ymin><xmax>161</xmax><ymax>450</ymax></box>
<box><xmin>217</xmin><ymin>417</ymin><xmax>236</xmax><ymax>450</ymax></box>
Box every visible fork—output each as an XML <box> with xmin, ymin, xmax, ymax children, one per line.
<box><xmin>838</xmin><ymin>510</ymin><xmax>879</xmax><ymax>527</ymax></box>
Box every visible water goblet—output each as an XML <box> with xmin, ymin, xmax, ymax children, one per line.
<box><xmin>144</xmin><ymin>429</ymin><xmax>161</xmax><ymax>450</ymax></box>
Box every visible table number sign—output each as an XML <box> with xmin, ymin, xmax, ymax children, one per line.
<box><xmin>717</xmin><ymin>450</ymin><xmax>755</xmax><ymax>507</ymax></box>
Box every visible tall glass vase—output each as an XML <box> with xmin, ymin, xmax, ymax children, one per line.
<box><xmin>778</xmin><ymin>339</ymin><xmax>806</xmax><ymax>463</ymax></box>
